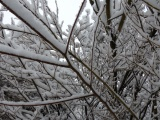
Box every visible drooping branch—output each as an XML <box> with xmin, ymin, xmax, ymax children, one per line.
<box><xmin>0</xmin><ymin>0</ymin><xmax>66</xmax><ymax>54</ymax></box>
<box><xmin>0</xmin><ymin>44</ymin><xmax>68</xmax><ymax>67</ymax></box>
<box><xmin>0</xmin><ymin>93</ymin><xmax>93</xmax><ymax>106</ymax></box>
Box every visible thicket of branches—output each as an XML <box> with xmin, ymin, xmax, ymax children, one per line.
<box><xmin>0</xmin><ymin>0</ymin><xmax>160</xmax><ymax>119</ymax></box>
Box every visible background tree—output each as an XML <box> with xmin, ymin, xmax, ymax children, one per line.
<box><xmin>0</xmin><ymin>0</ymin><xmax>160</xmax><ymax>119</ymax></box>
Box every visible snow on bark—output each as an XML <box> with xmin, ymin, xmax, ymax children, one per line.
<box><xmin>0</xmin><ymin>93</ymin><xmax>93</xmax><ymax>106</ymax></box>
<box><xmin>0</xmin><ymin>44</ymin><xmax>68</xmax><ymax>67</ymax></box>
<box><xmin>0</xmin><ymin>0</ymin><xmax>66</xmax><ymax>53</ymax></box>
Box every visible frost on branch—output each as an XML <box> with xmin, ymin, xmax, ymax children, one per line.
<box><xmin>0</xmin><ymin>0</ymin><xmax>160</xmax><ymax>119</ymax></box>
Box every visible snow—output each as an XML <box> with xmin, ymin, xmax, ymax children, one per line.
<box><xmin>109</xmin><ymin>8</ymin><xmax>124</xmax><ymax>21</ymax></box>
<box><xmin>67</xmin><ymin>53</ymin><xmax>90</xmax><ymax>85</ymax></box>
<box><xmin>143</xmin><ymin>0</ymin><xmax>160</xmax><ymax>10</ymax></box>
<box><xmin>65</xmin><ymin>0</ymin><xmax>87</xmax><ymax>53</ymax></box>
<box><xmin>1</xmin><ymin>0</ymin><xmax>66</xmax><ymax>53</ymax></box>
<box><xmin>34</xmin><ymin>79</ymin><xmax>50</xmax><ymax>91</ymax></box>
<box><xmin>0</xmin><ymin>23</ymin><xmax>36</xmax><ymax>35</ymax></box>
<box><xmin>79</xmin><ymin>0</ymin><xmax>87</xmax><ymax>16</ymax></box>
<box><xmin>151</xmin><ymin>81</ymin><xmax>160</xmax><ymax>87</ymax></box>
<box><xmin>0</xmin><ymin>93</ymin><xmax>93</xmax><ymax>106</ymax></box>
<box><xmin>132</xmin><ymin>24</ymin><xmax>160</xmax><ymax>47</ymax></box>
<box><xmin>0</xmin><ymin>44</ymin><xmax>68</xmax><ymax>67</ymax></box>
<box><xmin>1</xmin><ymin>0</ymin><xmax>160</xmax><ymax>119</ymax></box>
